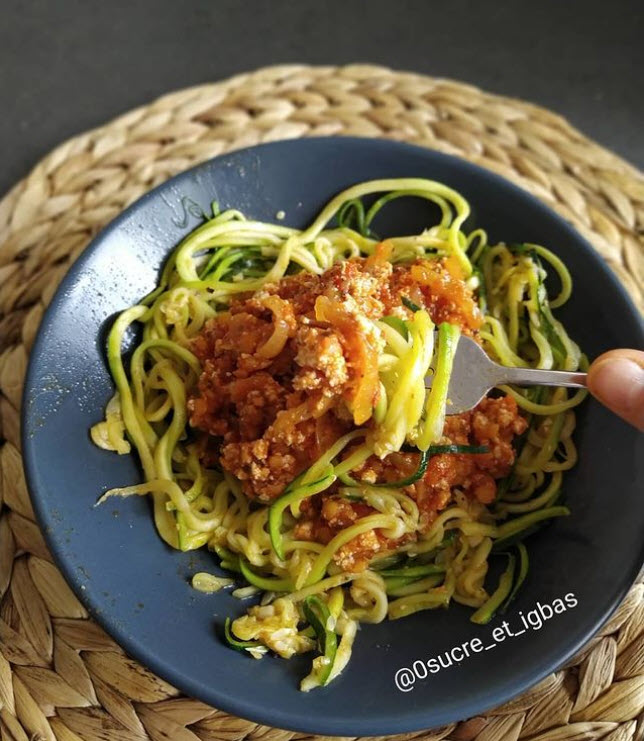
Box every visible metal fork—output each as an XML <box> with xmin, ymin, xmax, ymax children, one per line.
<box><xmin>426</xmin><ymin>334</ymin><xmax>587</xmax><ymax>415</ymax></box>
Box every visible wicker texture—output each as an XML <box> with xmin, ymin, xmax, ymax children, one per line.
<box><xmin>0</xmin><ymin>64</ymin><xmax>642</xmax><ymax>741</ymax></box>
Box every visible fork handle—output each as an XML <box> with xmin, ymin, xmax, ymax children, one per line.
<box><xmin>499</xmin><ymin>367</ymin><xmax>588</xmax><ymax>389</ymax></box>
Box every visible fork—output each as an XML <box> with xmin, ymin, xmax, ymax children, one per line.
<box><xmin>426</xmin><ymin>334</ymin><xmax>587</xmax><ymax>415</ymax></box>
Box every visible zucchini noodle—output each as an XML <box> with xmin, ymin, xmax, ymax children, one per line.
<box><xmin>92</xmin><ymin>178</ymin><xmax>585</xmax><ymax>690</ymax></box>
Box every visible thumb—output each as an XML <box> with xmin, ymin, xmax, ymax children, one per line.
<box><xmin>587</xmin><ymin>349</ymin><xmax>644</xmax><ymax>431</ymax></box>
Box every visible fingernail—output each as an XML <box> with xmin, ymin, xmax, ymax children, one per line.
<box><xmin>591</xmin><ymin>357</ymin><xmax>644</xmax><ymax>413</ymax></box>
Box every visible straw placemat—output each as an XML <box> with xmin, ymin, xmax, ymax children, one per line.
<box><xmin>0</xmin><ymin>64</ymin><xmax>642</xmax><ymax>741</ymax></box>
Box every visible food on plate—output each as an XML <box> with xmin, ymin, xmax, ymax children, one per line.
<box><xmin>92</xmin><ymin>178</ymin><xmax>586</xmax><ymax>690</ymax></box>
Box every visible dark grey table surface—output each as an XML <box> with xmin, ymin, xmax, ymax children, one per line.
<box><xmin>1</xmin><ymin>0</ymin><xmax>642</xmax><ymax>200</ymax></box>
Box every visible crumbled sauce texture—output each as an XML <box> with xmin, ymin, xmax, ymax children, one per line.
<box><xmin>188</xmin><ymin>253</ymin><xmax>526</xmax><ymax>570</ymax></box>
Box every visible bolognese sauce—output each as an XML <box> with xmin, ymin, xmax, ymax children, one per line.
<box><xmin>188</xmin><ymin>253</ymin><xmax>526</xmax><ymax>570</ymax></box>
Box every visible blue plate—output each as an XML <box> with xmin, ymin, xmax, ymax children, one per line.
<box><xmin>22</xmin><ymin>138</ymin><xmax>644</xmax><ymax>736</ymax></box>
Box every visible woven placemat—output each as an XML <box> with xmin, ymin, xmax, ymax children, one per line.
<box><xmin>0</xmin><ymin>64</ymin><xmax>643</xmax><ymax>741</ymax></box>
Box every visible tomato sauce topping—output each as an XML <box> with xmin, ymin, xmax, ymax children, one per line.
<box><xmin>188</xmin><ymin>254</ymin><xmax>524</xmax><ymax>569</ymax></box>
